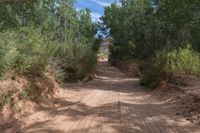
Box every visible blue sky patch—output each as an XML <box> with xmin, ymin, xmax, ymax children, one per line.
<box><xmin>75</xmin><ymin>0</ymin><xmax>119</xmax><ymax>22</ymax></box>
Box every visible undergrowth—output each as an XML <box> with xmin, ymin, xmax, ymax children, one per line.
<box><xmin>0</xmin><ymin>28</ymin><xmax>57</xmax><ymax>76</ymax></box>
<box><xmin>141</xmin><ymin>46</ymin><xmax>200</xmax><ymax>88</ymax></box>
<box><xmin>0</xmin><ymin>87</ymin><xmax>34</xmax><ymax>111</ymax></box>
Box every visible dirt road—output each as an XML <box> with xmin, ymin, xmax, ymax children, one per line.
<box><xmin>17</xmin><ymin>61</ymin><xmax>199</xmax><ymax>133</ymax></box>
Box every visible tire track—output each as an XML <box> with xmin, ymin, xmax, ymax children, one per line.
<box><xmin>17</xmin><ymin>61</ymin><xmax>197</xmax><ymax>133</ymax></box>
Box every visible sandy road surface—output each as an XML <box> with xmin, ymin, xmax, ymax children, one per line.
<box><xmin>15</xmin><ymin>61</ymin><xmax>199</xmax><ymax>133</ymax></box>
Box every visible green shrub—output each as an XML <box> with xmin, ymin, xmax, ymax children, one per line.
<box><xmin>0</xmin><ymin>32</ymin><xmax>19</xmax><ymax>77</ymax></box>
<box><xmin>141</xmin><ymin>46</ymin><xmax>200</xmax><ymax>88</ymax></box>
<box><xmin>109</xmin><ymin>43</ymin><xmax>135</xmax><ymax>62</ymax></box>
<box><xmin>0</xmin><ymin>28</ymin><xmax>96</xmax><ymax>82</ymax></box>
<box><xmin>0</xmin><ymin>87</ymin><xmax>34</xmax><ymax>110</ymax></box>
<box><xmin>18</xmin><ymin>87</ymin><xmax>33</xmax><ymax>100</ymax></box>
<box><xmin>15</xmin><ymin>27</ymin><xmax>57</xmax><ymax>75</ymax></box>
<box><xmin>0</xmin><ymin>27</ymin><xmax>58</xmax><ymax>77</ymax></box>
<box><xmin>0</xmin><ymin>88</ymin><xmax>18</xmax><ymax>107</ymax></box>
<box><xmin>53</xmin><ymin>43</ymin><xmax>97</xmax><ymax>82</ymax></box>
<box><xmin>140</xmin><ymin>58</ymin><xmax>167</xmax><ymax>88</ymax></box>
<box><xmin>165</xmin><ymin>46</ymin><xmax>200</xmax><ymax>75</ymax></box>
<box><xmin>0</xmin><ymin>1</ymin><xmax>98</xmax><ymax>82</ymax></box>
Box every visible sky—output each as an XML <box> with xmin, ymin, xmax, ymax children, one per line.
<box><xmin>75</xmin><ymin>0</ymin><xmax>119</xmax><ymax>22</ymax></box>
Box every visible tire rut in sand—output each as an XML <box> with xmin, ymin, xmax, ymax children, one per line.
<box><xmin>14</xmin><ymin>61</ymin><xmax>199</xmax><ymax>133</ymax></box>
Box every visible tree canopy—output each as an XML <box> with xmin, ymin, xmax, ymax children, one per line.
<box><xmin>0</xmin><ymin>0</ymin><xmax>99</xmax><ymax>82</ymax></box>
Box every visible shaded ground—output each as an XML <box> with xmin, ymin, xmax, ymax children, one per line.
<box><xmin>3</xmin><ymin>61</ymin><xmax>200</xmax><ymax>133</ymax></box>
<box><xmin>152</xmin><ymin>75</ymin><xmax>200</xmax><ymax>125</ymax></box>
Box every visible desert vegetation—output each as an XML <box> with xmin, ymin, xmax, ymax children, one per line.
<box><xmin>101</xmin><ymin>0</ymin><xmax>200</xmax><ymax>88</ymax></box>
<box><xmin>0</xmin><ymin>0</ymin><xmax>99</xmax><ymax>110</ymax></box>
<box><xmin>0</xmin><ymin>0</ymin><xmax>200</xmax><ymax>132</ymax></box>
<box><xmin>0</xmin><ymin>0</ymin><xmax>99</xmax><ymax>82</ymax></box>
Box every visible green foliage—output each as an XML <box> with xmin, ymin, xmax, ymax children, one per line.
<box><xmin>162</xmin><ymin>46</ymin><xmax>200</xmax><ymax>75</ymax></box>
<box><xmin>102</xmin><ymin>0</ymin><xmax>155</xmax><ymax>59</ymax></box>
<box><xmin>109</xmin><ymin>43</ymin><xmax>135</xmax><ymax>61</ymax></box>
<box><xmin>102</xmin><ymin>0</ymin><xmax>200</xmax><ymax>88</ymax></box>
<box><xmin>141</xmin><ymin>46</ymin><xmax>200</xmax><ymax>88</ymax></box>
<box><xmin>92</xmin><ymin>38</ymin><xmax>101</xmax><ymax>52</ymax></box>
<box><xmin>0</xmin><ymin>38</ymin><xmax>17</xmax><ymax>76</ymax></box>
<box><xmin>98</xmin><ymin>47</ymin><xmax>109</xmax><ymax>57</ymax></box>
<box><xmin>0</xmin><ymin>0</ymin><xmax>98</xmax><ymax>82</ymax></box>
<box><xmin>0</xmin><ymin>87</ymin><xmax>34</xmax><ymax>110</ymax></box>
<box><xmin>0</xmin><ymin>28</ymin><xmax>57</xmax><ymax>75</ymax></box>
<box><xmin>0</xmin><ymin>89</ymin><xmax>15</xmax><ymax>106</ymax></box>
<box><xmin>102</xmin><ymin>0</ymin><xmax>200</xmax><ymax>59</ymax></box>
<box><xmin>53</xmin><ymin>43</ymin><xmax>97</xmax><ymax>82</ymax></box>
<box><xmin>18</xmin><ymin>87</ymin><xmax>33</xmax><ymax>100</ymax></box>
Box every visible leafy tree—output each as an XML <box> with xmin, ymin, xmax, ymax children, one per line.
<box><xmin>102</xmin><ymin>0</ymin><xmax>200</xmax><ymax>87</ymax></box>
<box><xmin>102</xmin><ymin>0</ymin><xmax>200</xmax><ymax>59</ymax></box>
<box><xmin>0</xmin><ymin>0</ymin><xmax>98</xmax><ymax>82</ymax></box>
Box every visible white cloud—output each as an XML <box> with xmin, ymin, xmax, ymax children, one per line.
<box><xmin>91</xmin><ymin>12</ymin><xmax>102</xmax><ymax>21</ymax></box>
<box><xmin>76</xmin><ymin>7</ymin><xmax>81</xmax><ymax>11</ymax></box>
<box><xmin>90</xmin><ymin>0</ymin><xmax>110</xmax><ymax>7</ymax></box>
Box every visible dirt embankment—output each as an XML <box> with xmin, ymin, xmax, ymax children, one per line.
<box><xmin>0</xmin><ymin>72</ymin><xmax>62</xmax><ymax>132</ymax></box>
<box><xmin>152</xmin><ymin>75</ymin><xmax>200</xmax><ymax>125</ymax></box>
<box><xmin>0</xmin><ymin>61</ymin><xmax>199</xmax><ymax>133</ymax></box>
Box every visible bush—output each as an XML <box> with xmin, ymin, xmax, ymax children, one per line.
<box><xmin>0</xmin><ymin>1</ymin><xmax>98</xmax><ymax>83</ymax></box>
<box><xmin>0</xmin><ymin>43</ymin><xmax>18</xmax><ymax>77</ymax></box>
<box><xmin>53</xmin><ymin>43</ymin><xmax>97</xmax><ymax>82</ymax></box>
<box><xmin>140</xmin><ymin>59</ymin><xmax>167</xmax><ymax>88</ymax></box>
<box><xmin>0</xmin><ymin>27</ymin><xmax>97</xmax><ymax>82</ymax></box>
<box><xmin>109</xmin><ymin>43</ymin><xmax>135</xmax><ymax>63</ymax></box>
<box><xmin>0</xmin><ymin>27</ymin><xmax>58</xmax><ymax>77</ymax></box>
<box><xmin>141</xmin><ymin>46</ymin><xmax>200</xmax><ymax>88</ymax></box>
<box><xmin>166</xmin><ymin>47</ymin><xmax>200</xmax><ymax>75</ymax></box>
<box><xmin>0</xmin><ymin>31</ymin><xmax>19</xmax><ymax>77</ymax></box>
<box><xmin>0</xmin><ymin>86</ymin><xmax>36</xmax><ymax>111</ymax></box>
